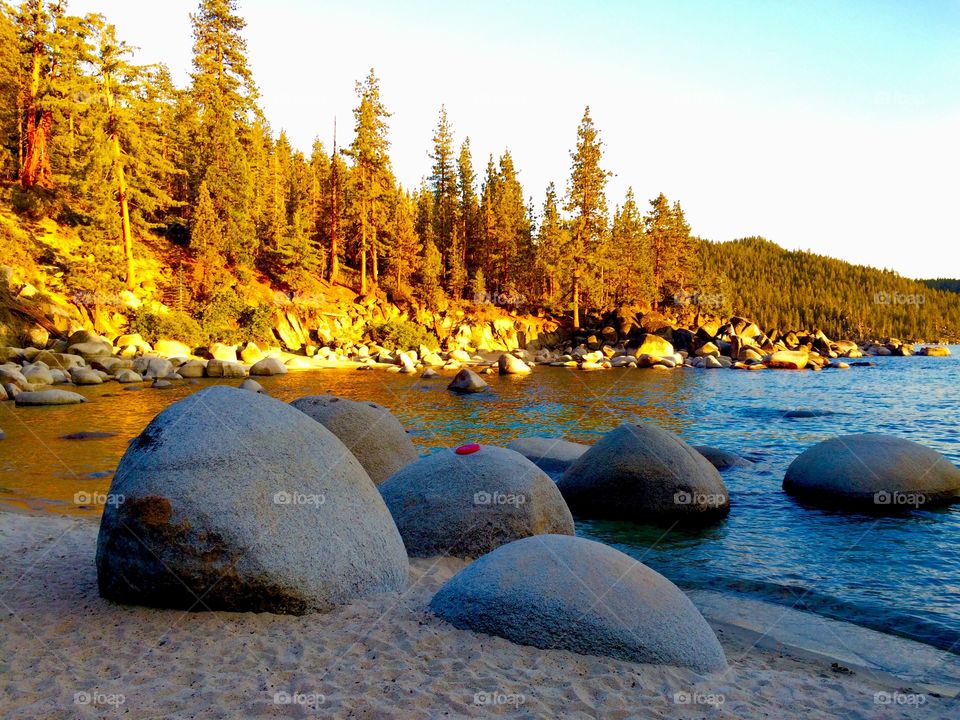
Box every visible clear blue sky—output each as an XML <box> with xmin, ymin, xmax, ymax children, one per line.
<box><xmin>71</xmin><ymin>0</ymin><xmax>960</xmax><ymax>278</ymax></box>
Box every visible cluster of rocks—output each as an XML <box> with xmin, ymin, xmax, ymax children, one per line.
<box><xmin>93</xmin><ymin>387</ymin><xmax>732</xmax><ymax>672</ymax></box>
<box><xmin>534</xmin><ymin>317</ymin><xmax>952</xmax><ymax>372</ymax></box>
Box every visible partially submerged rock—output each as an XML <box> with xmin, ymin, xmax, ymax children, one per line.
<box><xmin>96</xmin><ymin>386</ymin><xmax>408</xmax><ymax>613</ymax></box>
<box><xmin>379</xmin><ymin>445</ymin><xmax>574</xmax><ymax>558</ymax></box>
<box><xmin>558</xmin><ymin>423</ymin><xmax>730</xmax><ymax>523</ymax></box>
<box><xmin>506</xmin><ymin>436</ymin><xmax>589</xmax><ymax>475</ymax></box>
<box><xmin>15</xmin><ymin>389</ymin><xmax>87</xmax><ymax>406</ymax></box>
<box><xmin>447</xmin><ymin>368</ymin><xmax>488</xmax><ymax>394</ymax></box>
<box><xmin>784</xmin><ymin>433</ymin><xmax>960</xmax><ymax>510</ymax></box>
<box><xmin>290</xmin><ymin>395</ymin><xmax>418</xmax><ymax>484</ymax></box>
<box><xmin>693</xmin><ymin>445</ymin><xmax>751</xmax><ymax>470</ymax></box>
<box><xmin>498</xmin><ymin>353</ymin><xmax>531</xmax><ymax>375</ymax></box>
<box><xmin>249</xmin><ymin>357</ymin><xmax>288</xmax><ymax>376</ymax></box>
<box><xmin>430</xmin><ymin>534</ymin><xmax>726</xmax><ymax>673</ymax></box>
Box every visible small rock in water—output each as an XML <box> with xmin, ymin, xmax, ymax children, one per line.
<box><xmin>151</xmin><ymin>379</ymin><xmax>172</xmax><ymax>389</ymax></box>
<box><xmin>239</xmin><ymin>378</ymin><xmax>267</xmax><ymax>394</ymax></box>
<box><xmin>783</xmin><ymin>409</ymin><xmax>835</xmax><ymax>419</ymax></box>
<box><xmin>0</xmin><ymin>428</ymin><xmax>5</xmax><ymax>440</ymax></box>
<box><xmin>14</xmin><ymin>389</ymin><xmax>87</xmax><ymax>406</ymax></box>
<box><xmin>420</xmin><ymin>368</ymin><xmax>439</xmax><ymax>379</ymax></box>
<box><xmin>448</xmin><ymin>368</ymin><xmax>488</xmax><ymax>394</ymax></box>
<box><xmin>61</xmin><ymin>431</ymin><xmax>116</xmax><ymax>440</ymax></box>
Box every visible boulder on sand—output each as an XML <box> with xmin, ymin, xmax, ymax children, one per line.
<box><xmin>447</xmin><ymin>368</ymin><xmax>488</xmax><ymax>394</ymax></box>
<box><xmin>15</xmin><ymin>389</ymin><xmax>87</xmax><ymax>406</ymax></box>
<box><xmin>290</xmin><ymin>395</ymin><xmax>418</xmax><ymax>484</ymax></box>
<box><xmin>379</xmin><ymin>445</ymin><xmax>574</xmax><ymax>558</ymax></box>
<box><xmin>96</xmin><ymin>386</ymin><xmax>408</xmax><ymax>614</ymax></box>
<box><xmin>783</xmin><ymin>433</ymin><xmax>960</xmax><ymax>510</ymax></box>
<box><xmin>507</xmin><ymin>436</ymin><xmax>589</xmax><ymax>475</ymax></box>
<box><xmin>558</xmin><ymin>423</ymin><xmax>730</xmax><ymax>523</ymax></box>
<box><xmin>498</xmin><ymin>353</ymin><xmax>531</xmax><ymax>375</ymax></box>
<box><xmin>429</xmin><ymin>534</ymin><xmax>726</xmax><ymax>673</ymax></box>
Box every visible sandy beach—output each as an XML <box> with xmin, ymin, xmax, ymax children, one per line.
<box><xmin>0</xmin><ymin>510</ymin><xmax>953</xmax><ymax>719</ymax></box>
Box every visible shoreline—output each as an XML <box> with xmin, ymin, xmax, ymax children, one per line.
<box><xmin>1</xmin><ymin>510</ymin><xmax>957</xmax><ymax>718</ymax></box>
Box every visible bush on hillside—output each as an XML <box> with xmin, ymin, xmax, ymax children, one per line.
<box><xmin>369</xmin><ymin>319</ymin><xmax>438</xmax><ymax>352</ymax></box>
<box><xmin>129</xmin><ymin>309</ymin><xmax>205</xmax><ymax>346</ymax></box>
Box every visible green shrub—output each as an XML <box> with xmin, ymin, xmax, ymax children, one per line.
<box><xmin>369</xmin><ymin>319</ymin><xmax>437</xmax><ymax>352</ymax></box>
<box><xmin>195</xmin><ymin>290</ymin><xmax>244</xmax><ymax>344</ymax></box>
<box><xmin>238</xmin><ymin>303</ymin><xmax>275</xmax><ymax>343</ymax></box>
<box><xmin>129</xmin><ymin>309</ymin><xmax>205</xmax><ymax>346</ymax></box>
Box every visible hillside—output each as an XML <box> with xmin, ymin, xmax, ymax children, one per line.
<box><xmin>700</xmin><ymin>237</ymin><xmax>960</xmax><ymax>341</ymax></box>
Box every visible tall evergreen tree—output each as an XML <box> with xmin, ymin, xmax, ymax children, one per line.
<box><xmin>565</xmin><ymin>106</ymin><xmax>610</xmax><ymax>327</ymax></box>
<box><xmin>428</xmin><ymin>105</ymin><xmax>460</xmax><ymax>293</ymax></box>
<box><xmin>189</xmin><ymin>0</ymin><xmax>258</xmax><ymax>265</ymax></box>
<box><xmin>343</xmin><ymin>69</ymin><xmax>391</xmax><ymax>294</ymax></box>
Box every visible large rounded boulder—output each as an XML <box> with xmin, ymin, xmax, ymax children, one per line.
<box><xmin>96</xmin><ymin>386</ymin><xmax>408</xmax><ymax>614</ymax></box>
<box><xmin>430</xmin><ymin>534</ymin><xmax>726</xmax><ymax>673</ymax></box>
<box><xmin>784</xmin><ymin>433</ymin><xmax>960</xmax><ymax>510</ymax></box>
<box><xmin>290</xmin><ymin>395</ymin><xmax>418</xmax><ymax>484</ymax></box>
<box><xmin>379</xmin><ymin>445</ymin><xmax>574</xmax><ymax>558</ymax></box>
<box><xmin>558</xmin><ymin>423</ymin><xmax>730</xmax><ymax>523</ymax></box>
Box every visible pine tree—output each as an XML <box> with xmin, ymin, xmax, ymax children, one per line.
<box><xmin>644</xmin><ymin>192</ymin><xmax>673</xmax><ymax>308</ymax></box>
<box><xmin>604</xmin><ymin>187</ymin><xmax>650</xmax><ymax>305</ymax></box>
<box><xmin>15</xmin><ymin>0</ymin><xmax>94</xmax><ymax>189</ymax></box>
<box><xmin>458</xmin><ymin>138</ymin><xmax>480</xmax><ymax>278</ymax></box>
<box><xmin>385</xmin><ymin>189</ymin><xmax>420</xmax><ymax>293</ymax></box>
<box><xmin>343</xmin><ymin>69</ymin><xmax>391</xmax><ymax>294</ymax></box>
<box><xmin>191</xmin><ymin>180</ymin><xmax>225</xmax><ymax>298</ymax></box>
<box><xmin>565</xmin><ymin>107</ymin><xmax>610</xmax><ymax>327</ymax></box>
<box><xmin>189</xmin><ymin>0</ymin><xmax>258</xmax><ymax>265</ymax></box>
<box><xmin>428</xmin><ymin>105</ymin><xmax>460</xmax><ymax>292</ymax></box>
<box><xmin>534</xmin><ymin>182</ymin><xmax>569</xmax><ymax>306</ymax></box>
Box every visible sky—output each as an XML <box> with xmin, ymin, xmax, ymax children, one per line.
<box><xmin>70</xmin><ymin>0</ymin><xmax>960</xmax><ymax>279</ymax></box>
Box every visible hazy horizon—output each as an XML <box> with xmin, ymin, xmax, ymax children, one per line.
<box><xmin>69</xmin><ymin>0</ymin><xmax>960</xmax><ymax>280</ymax></box>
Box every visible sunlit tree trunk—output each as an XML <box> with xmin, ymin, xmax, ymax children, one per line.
<box><xmin>20</xmin><ymin>35</ymin><xmax>53</xmax><ymax>188</ymax></box>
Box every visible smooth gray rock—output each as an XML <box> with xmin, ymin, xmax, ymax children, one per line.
<box><xmin>558</xmin><ymin>423</ymin><xmax>730</xmax><ymax>523</ymax></box>
<box><xmin>21</xmin><ymin>363</ymin><xmax>54</xmax><ymax>385</ymax></box>
<box><xmin>290</xmin><ymin>395</ymin><xmax>418</xmax><ymax>485</ymax></box>
<box><xmin>379</xmin><ymin>445</ymin><xmax>574</xmax><ymax>558</ymax></box>
<box><xmin>0</xmin><ymin>367</ymin><xmax>29</xmax><ymax>391</ymax></box>
<box><xmin>96</xmin><ymin>386</ymin><xmax>408</xmax><ymax>614</ymax></box>
<box><xmin>693</xmin><ymin>445</ymin><xmax>751</xmax><ymax>471</ymax></box>
<box><xmin>205</xmin><ymin>359</ymin><xmax>247</xmax><ymax>378</ymax></box>
<box><xmin>133</xmin><ymin>356</ymin><xmax>174</xmax><ymax>380</ymax></box>
<box><xmin>114</xmin><ymin>369</ymin><xmax>143</xmax><ymax>384</ymax></box>
<box><xmin>784</xmin><ymin>433</ymin><xmax>960</xmax><ymax>509</ymax></box>
<box><xmin>447</xmin><ymin>368</ymin><xmax>488</xmax><ymax>394</ymax></box>
<box><xmin>177</xmin><ymin>360</ymin><xmax>207</xmax><ymax>378</ymax></box>
<box><xmin>507</xmin><ymin>437</ymin><xmax>589</xmax><ymax>475</ymax></box>
<box><xmin>239</xmin><ymin>378</ymin><xmax>267</xmax><ymax>394</ymax></box>
<box><xmin>15</xmin><ymin>389</ymin><xmax>87</xmax><ymax>406</ymax></box>
<box><xmin>498</xmin><ymin>353</ymin><xmax>531</xmax><ymax>375</ymax></box>
<box><xmin>430</xmin><ymin>534</ymin><xmax>726</xmax><ymax>673</ymax></box>
<box><xmin>70</xmin><ymin>367</ymin><xmax>104</xmax><ymax>385</ymax></box>
<box><xmin>250</xmin><ymin>357</ymin><xmax>288</xmax><ymax>376</ymax></box>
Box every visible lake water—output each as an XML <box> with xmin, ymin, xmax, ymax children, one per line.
<box><xmin>2</xmin><ymin>351</ymin><xmax>959</xmax><ymax>651</ymax></box>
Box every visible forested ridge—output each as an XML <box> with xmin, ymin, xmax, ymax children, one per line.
<box><xmin>0</xmin><ymin>0</ymin><xmax>956</xmax><ymax>344</ymax></box>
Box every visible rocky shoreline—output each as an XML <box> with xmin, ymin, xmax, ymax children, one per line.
<box><xmin>0</xmin><ymin>314</ymin><xmax>952</xmax><ymax>408</ymax></box>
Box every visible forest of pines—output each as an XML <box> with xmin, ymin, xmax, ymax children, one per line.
<box><xmin>1</xmin><ymin>0</ymin><xmax>957</xmax><ymax>341</ymax></box>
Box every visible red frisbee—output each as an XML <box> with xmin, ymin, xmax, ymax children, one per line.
<box><xmin>455</xmin><ymin>443</ymin><xmax>481</xmax><ymax>455</ymax></box>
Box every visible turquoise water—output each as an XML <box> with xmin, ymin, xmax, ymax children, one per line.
<box><xmin>1</xmin><ymin>350</ymin><xmax>958</xmax><ymax>650</ymax></box>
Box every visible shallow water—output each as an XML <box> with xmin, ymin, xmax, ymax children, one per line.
<box><xmin>1</xmin><ymin>351</ymin><xmax>959</xmax><ymax>650</ymax></box>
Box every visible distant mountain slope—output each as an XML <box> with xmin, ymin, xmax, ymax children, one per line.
<box><xmin>700</xmin><ymin>237</ymin><xmax>960</xmax><ymax>341</ymax></box>
<box><xmin>922</xmin><ymin>279</ymin><xmax>960</xmax><ymax>294</ymax></box>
